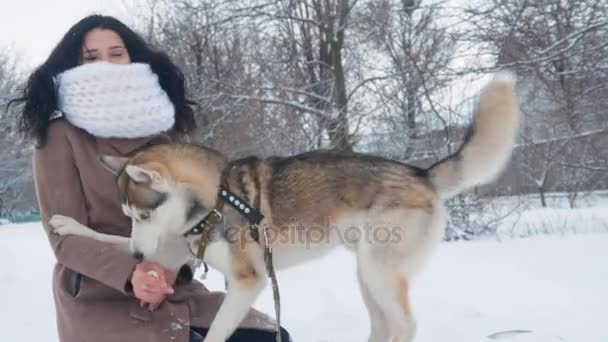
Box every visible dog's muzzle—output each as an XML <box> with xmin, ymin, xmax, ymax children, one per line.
<box><xmin>133</xmin><ymin>251</ymin><xmax>144</xmax><ymax>261</ymax></box>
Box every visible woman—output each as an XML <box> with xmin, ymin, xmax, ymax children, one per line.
<box><xmin>12</xmin><ymin>15</ymin><xmax>290</xmax><ymax>342</ymax></box>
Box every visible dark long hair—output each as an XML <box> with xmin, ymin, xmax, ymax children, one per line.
<box><xmin>11</xmin><ymin>15</ymin><xmax>196</xmax><ymax>145</ymax></box>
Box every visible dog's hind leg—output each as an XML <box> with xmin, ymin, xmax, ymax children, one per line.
<box><xmin>393</xmin><ymin>276</ymin><xmax>415</xmax><ymax>342</ymax></box>
<box><xmin>357</xmin><ymin>256</ymin><xmax>389</xmax><ymax>342</ymax></box>
<box><xmin>357</xmin><ymin>247</ymin><xmax>416</xmax><ymax>342</ymax></box>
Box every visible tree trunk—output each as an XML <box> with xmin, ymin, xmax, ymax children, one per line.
<box><xmin>538</xmin><ymin>186</ymin><xmax>547</xmax><ymax>207</ymax></box>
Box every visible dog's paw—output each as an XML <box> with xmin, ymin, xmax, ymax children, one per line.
<box><xmin>49</xmin><ymin>215</ymin><xmax>85</xmax><ymax>236</ymax></box>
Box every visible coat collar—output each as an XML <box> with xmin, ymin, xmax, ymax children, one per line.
<box><xmin>97</xmin><ymin>134</ymin><xmax>173</xmax><ymax>156</ymax></box>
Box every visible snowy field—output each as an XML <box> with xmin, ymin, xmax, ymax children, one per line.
<box><xmin>1</xmin><ymin>219</ymin><xmax>606</xmax><ymax>342</ymax></box>
<box><xmin>443</xmin><ymin>191</ymin><xmax>608</xmax><ymax>240</ymax></box>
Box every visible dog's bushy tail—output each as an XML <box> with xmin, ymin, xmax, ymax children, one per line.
<box><xmin>426</xmin><ymin>73</ymin><xmax>519</xmax><ymax>199</ymax></box>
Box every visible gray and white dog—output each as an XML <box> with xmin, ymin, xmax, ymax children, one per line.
<box><xmin>50</xmin><ymin>73</ymin><xmax>519</xmax><ymax>342</ymax></box>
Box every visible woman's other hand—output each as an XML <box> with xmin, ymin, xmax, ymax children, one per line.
<box><xmin>131</xmin><ymin>262</ymin><xmax>178</xmax><ymax>311</ymax></box>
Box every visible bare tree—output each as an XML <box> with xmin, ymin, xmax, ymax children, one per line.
<box><xmin>355</xmin><ymin>0</ymin><xmax>456</xmax><ymax>159</ymax></box>
<box><xmin>466</xmin><ymin>0</ymin><xmax>608</xmax><ymax>204</ymax></box>
<box><xmin>133</xmin><ymin>0</ymin><xmax>322</xmax><ymax>156</ymax></box>
<box><xmin>0</xmin><ymin>47</ymin><xmax>31</xmax><ymax>216</ymax></box>
<box><xmin>278</xmin><ymin>0</ymin><xmax>355</xmax><ymax>151</ymax></box>
<box><xmin>209</xmin><ymin>0</ymin><xmax>359</xmax><ymax>151</ymax></box>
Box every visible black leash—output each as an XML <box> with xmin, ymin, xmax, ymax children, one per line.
<box><xmin>184</xmin><ymin>186</ymin><xmax>283</xmax><ymax>342</ymax></box>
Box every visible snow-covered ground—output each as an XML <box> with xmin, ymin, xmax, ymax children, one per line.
<box><xmin>469</xmin><ymin>191</ymin><xmax>608</xmax><ymax>239</ymax></box>
<box><xmin>1</xmin><ymin>222</ymin><xmax>606</xmax><ymax>342</ymax></box>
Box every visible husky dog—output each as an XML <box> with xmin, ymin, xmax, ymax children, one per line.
<box><xmin>50</xmin><ymin>74</ymin><xmax>519</xmax><ymax>342</ymax></box>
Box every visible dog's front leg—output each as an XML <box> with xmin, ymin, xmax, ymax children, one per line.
<box><xmin>49</xmin><ymin>214</ymin><xmax>130</xmax><ymax>251</ymax></box>
<box><xmin>203</xmin><ymin>276</ymin><xmax>267</xmax><ymax>342</ymax></box>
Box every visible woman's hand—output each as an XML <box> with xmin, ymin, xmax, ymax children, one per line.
<box><xmin>131</xmin><ymin>262</ymin><xmax>178</xmax><ymax>311</ymax></box>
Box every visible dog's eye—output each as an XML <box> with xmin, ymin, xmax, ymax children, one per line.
<box><xmin>140</xmin><ymin>211</ymin><xmax>150</xmax><ymax>220</ymax></box>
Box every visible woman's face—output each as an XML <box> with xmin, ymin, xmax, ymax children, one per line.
<box><xmin>81</xmin><ymin>29</ymin><xmax>131</xmax><ymax>64</ymax></box>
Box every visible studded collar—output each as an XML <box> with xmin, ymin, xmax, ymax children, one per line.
<box><xmin>184</xmin><ymin>185</ymin><xmax>265</xmax><ymax>260</ymax></box>
<box><xmin>217</xmin><ymin>186</ymin><xmax>264</xmax><ymax>226</ymax></box>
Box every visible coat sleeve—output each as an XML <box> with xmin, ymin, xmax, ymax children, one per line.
<box><xmin>33</xmin><ymin>122</ymin><xmax>138</xmax><ymax>295</ymax></box>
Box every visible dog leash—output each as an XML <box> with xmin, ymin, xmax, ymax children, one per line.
<box><xmin>259</xmin><ymin>222</ymin><xmax>282</xmax><ymax>342</ymax></box>
<box><xmin>184</xmin><ymin>186</ymin><xmax>283</xmax><ymax>342</ymax></box>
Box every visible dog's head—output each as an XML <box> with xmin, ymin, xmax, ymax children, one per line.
<box><xmin>99</xmin><ymin>145</ymin><xmax>225</xmax><ymax>269</ymax></box>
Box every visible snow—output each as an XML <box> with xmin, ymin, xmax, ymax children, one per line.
<box><xmin>498</xmin><ymin>206</ymin><xmax>608</xmax><ymax>237</ymax></box>
<box><xmin>0</xmin><ymin>224</ymin><xmax>57</xmax><ymax>341</ymax></box>
<box><xmin>479</xmin><ymin>191</ymin><xmax>608</xmax><ymax>238</ymax></box>
<box><xmin>1</xmin><ymin>222</ymin><xmax>606</xmax><ymax>341</ymax></box>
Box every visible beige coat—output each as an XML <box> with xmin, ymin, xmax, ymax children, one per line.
<box><xmin>33</xmin><ymin>119</ymin><xmax>274</xmax><ymax>342</ymax></box>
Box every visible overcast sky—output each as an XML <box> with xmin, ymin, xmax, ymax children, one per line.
<box><xmin>0</xmin><ymin>0</ymin><xmax>135</xmax><ymax>69</ymax></box>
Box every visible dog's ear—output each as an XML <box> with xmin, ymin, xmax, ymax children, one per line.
<box><xmin>99</xmin><ymin>155</ymin><xmax>129</xmax><ymax>175</ymax></box>
<box><xmin>125</xmin><ymin>165</ymin><xmax>162</xmax><ymax>184</ymax></box>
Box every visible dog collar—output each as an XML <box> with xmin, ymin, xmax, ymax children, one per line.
<box><xmin>184</xmin><ymin>186</ymin><xmax>265</xmax><ymax>259</ymax></box>
<box><xmin>217</xmin><ymin>186</ymin><xmax>264</xmax><ymax>225</ymax></box>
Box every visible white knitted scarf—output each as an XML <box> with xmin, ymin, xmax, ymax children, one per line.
<box><xmin>56</xmin><ymin>62</ymin><xmax>175</xmax><ymax>138</ymax></box>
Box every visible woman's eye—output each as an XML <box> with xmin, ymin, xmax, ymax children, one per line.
<box><xmin>111</xmin><ymin>53</ymin><xmax>123</xmax><ymax>58</ymax></box>
<box><xmin>84</xmin><ymin>56</ymin><xmax>97</xmax><ymax>62</ymax></box>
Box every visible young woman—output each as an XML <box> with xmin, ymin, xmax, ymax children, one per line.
<box><xmin>12</xmin><ymin>15</ymin><xmax>290</xmax><ymax>342</ymax></box>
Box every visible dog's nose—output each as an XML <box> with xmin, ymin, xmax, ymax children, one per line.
<box><xmin>133</xmin><ymin>251</ymin><xmax>144</xmax><ymax>261</ymax></box>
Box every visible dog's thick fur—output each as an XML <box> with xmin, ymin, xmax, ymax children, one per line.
<box><xmin>50</xmin><ymin>74</ymin><xmax>519</xmax><ymax>342</ymax></box>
